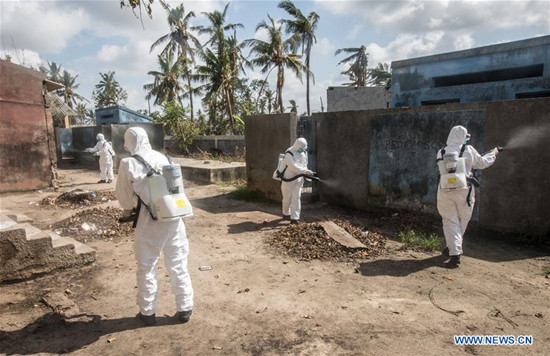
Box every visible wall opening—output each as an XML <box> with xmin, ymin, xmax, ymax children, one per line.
<box><xmin>433</xmin><ymin>64</ymin><xmax>544</xmax><ymax>87</ymax></box>
<box><xmin>421</xmin><ymin>98</ymin><xmax>460</xmax><ymax>106</ymax></box>
<box><xmin>515</xmin><ymin>90</ymin><xmax>550</xmax><ymax>99</ymax></box>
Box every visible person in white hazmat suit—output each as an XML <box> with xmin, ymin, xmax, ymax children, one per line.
<box><xmin>281</xmin><ymin>138</ymin><xmax>313</xmax><ymax>224</ymax></box>
<box><xmin>85</xmin><ymin>133</ymin><xmax>114</xmax><ymax>183</ymax></box>
<box><xmin>115</xmin><ymin>127</ymin><xmax>193</xmax><ymax>326</ymax></box>
<box><xmin>436</xmin><ymin>125</ymin><xmax>500</xmax><ymax>268</ymax></box>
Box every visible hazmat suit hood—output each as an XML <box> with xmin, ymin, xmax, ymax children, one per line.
<box><xmin>96</xmin><ymin>133</ymin><xmax>105</xmax><ymax>142</ymax></box>
<box><xmin>292</xmin><ymin>138</ymin><xmax>308</xmax><ymax>151</ymax></box>
<box><xmin>446</xmin><ymin>126</ymin><xmax>470</xmax><ymax>146</ymax></box>
<box><xmin>124</xmin><ymin>127</ymin><xmax>152</xmax><ymax>156</ymax></box>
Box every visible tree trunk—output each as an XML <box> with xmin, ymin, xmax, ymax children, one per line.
<box><xmin>187</xmin><ymin>75</ymin><xmax>194</xmax><ymax>120</ymax></box>
<box><xmin>306</xmin><ymin>46</ymin><xmax>311</xmax><ymax>116</ymax></box>
<box><xmin>277</xmin><ymin>66</ymin><xmax>284</xmax><ymax>113</ymax></box>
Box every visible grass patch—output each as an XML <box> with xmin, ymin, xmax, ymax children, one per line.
<box><xmin>227</xmin><ymin>186</ymin><xmax>278</xmax><ymax>206</ymax></box>
<box><xmin>217</xmin><ymin>179</ymin><xmax>246</xmax><ymax>188</ymax></box>
<box><xmin>399</xmin><ymin>229</ymin><xmax>442</xmax><ymax>251</ymax></box>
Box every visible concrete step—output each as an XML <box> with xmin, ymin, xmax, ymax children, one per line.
<box><xmin>0</xmin><ymin>215</ymin><xmax>96</xmax><ymax>282</ymax></box>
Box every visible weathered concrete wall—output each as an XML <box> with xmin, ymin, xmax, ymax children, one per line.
<box><xmin>95</xmin><ymin>105</ymin><xmax>152</xmax><ymax>125</ymax></box>
<box><xmin>327</xmin><ymin>86</ymin><xmax>391</xmax><ymax>112</ymax></box>
<box><xmin>245</xmin><ymin>113</ymin><xmax>297</xmax><ymax>201</ymax></box>
<box><xmin>72</xmin><ymin>123</ymin><xmax>164</xmax><ymax>173</ymax></box>
<box><xmin>0</xmin><ymin>60</ymin><xmax>56</xmax><ymax>192</ymax></box>
<box><xmin>391</xmin><ymin>36</ymin><xmax>550</xmax><ymax>107</ymax></box>
<box><xmin>314</xmin><ymin>98</ymin><xmax>550</xmax><ymax>234</ymax></box>
<box><xmin>110</xmin><ymin>123</ymin><xmax>164</xmax><ymax>172</ymax></box>
<box><xmin>314</xmin><ymin>110</ymin><xmax>376</xmax><ymax>210</ymax></box>
<box><xmin>368</xmin><ymin>109</ymin><xmax>486</xmax><ymax>216</ymax></box>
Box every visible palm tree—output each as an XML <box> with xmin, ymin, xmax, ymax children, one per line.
<box><xmin>39</xmin><ymin>61</ymin><xmax>63</xmax><ymax>82</ymax></box>
<box><xmin>245</xmin><ymin>15</ymin><xmax>306</xmax><ymax>113</ymax></box>
<box><xmin>144</xmin><ymin>52</ymin><xmax>184</xmax><ymax>106</ymax></box>
<box><xmin>287</xmin><ymin>99</ymin><xmax>298</xmax><ymax>113</ymax></box>
<box><xmin>335</xmin><ymin>45</ymin><xmax>369</xmax><ymax>86</ymax></box>
<box><xmin>92</xmin><ymin>71</ymin><xmax>128</xmax><ymax>108</ymax></box>
<box><xmin>75</xmin><ymin>103</ymin><xmax>95</xmax><ymax>126</ymax></box>
<box><xmin>194</xmin><ymin>3</ymin><xmax>243</xmax><ymax>54</ymax></box>
<box><xmin>59</xmin><ymin>70</ymin><xmax>88</xmax><ymax>109</ymax></box>
<box><xmin>368</xmin><ymin>62</ymin><xmax>392</xmax><ymax>88</ymax></box>
<box><xmin>150</xmin><ymin>2</ymin><xmax>200</xmax><ymax>119</ymax></box>
<box><xmin>278</xmin><ymin>0</ymin><xmax>319</xmax><ymax>115</ymax></box>
<box><xmin>195</xmin><ymin>48</ymin><xmax>238</xmax><ymax>132</ymax></box>
<box><xmin>194</xmin><ymin>4</ymin><xmax>246</xmax><ymax>133</ymax></box>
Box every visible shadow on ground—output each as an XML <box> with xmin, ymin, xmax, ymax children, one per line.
<box><xmin>0</xmin><ymin>313</ymin><xmax>177</xmax><ymax>355</ymax></box>
<box><xmin>357</xmin><ymin>255</ymin><xmax>446</xmax><ymax>277</ymax></box>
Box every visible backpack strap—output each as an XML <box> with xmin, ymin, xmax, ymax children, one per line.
<box><xmin>130</xmin><ymin>154</ymin><xmax>159</xmax><ymax>221</ymax></box>
<box><xmin>436</xmin><ymin>148</ymin><xmax>445</xmax><ymax>162</ymax></box>
<box><xmin>459</xmin><ymin>144</ymin><xmax>466</xmax><ymax>157</ymax></box>
<box><xmin>285</xmin><ymin>150</ymin><xmax>294</xmax><ymax>157</ymax></box>
<box><xmin>132</xmin><ymin>154</ymin><xmax>158</xmax><ymax>177</ymax></box>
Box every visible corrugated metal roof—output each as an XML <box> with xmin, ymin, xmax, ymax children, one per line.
<box><xmin>46</xmin><ymin>92</ymin><xmax>78</xmax><ymax>117</ymax></box>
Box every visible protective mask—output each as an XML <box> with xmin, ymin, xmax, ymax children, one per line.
<box><xmin>298</xmin><ymin>148</ymin><xmax>306</xmax><ymax>154</ymax></box>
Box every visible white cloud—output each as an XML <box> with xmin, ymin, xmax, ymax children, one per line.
<box><xmin>317</xmin><ymin>0</ymin><xmax>550</xmax><ymax>34</ymax></box>
<box><xmin>0</xmin><ymin>48</ymin><xmax>44</xmax><ymax>69</ymax></box>
<box><xmin>0</xmin><ymin>1</ymin><xmax>89</xmax><ymax>54</ymax></box>
<box><xmin>346</xmin><ymin>23</ymin><xmax>363</xmax><ymax>41</ymax></box>
<box><xmin>312</xmin><ymin>37</ymin><xmax>335</xmax><ymax>57</ymax></box>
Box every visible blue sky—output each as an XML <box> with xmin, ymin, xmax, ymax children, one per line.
<box><xmin>1</xmin><ymin>0</ymin><xmax>549</xmax><ymax>114</ymax></box>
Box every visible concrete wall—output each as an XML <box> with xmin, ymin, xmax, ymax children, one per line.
<box><xmin>0</xmin><ymin>60</ymin><xmax>56</xmax><ymax>192</ymax></box>
<box><xmin>391</xmin><ymin>36</ymin><xmax>550</xmax><ymax>107</ymax></box>
<box><xmin>327</xmin><ymin>86</ymin><xmax>391</xmax><ymax>112</ymax></box>
<box><xmin>95</xmin><ymin>105</ymin><xmax>152</xmax><ymax>125</ymax></box>
<box><xmin>313</xmin><ymin>98</ymin><xmax>550</xmax><ymax>234</ymax></box>
<box><xmin>72</xmin><ymin>123</ymin><xmax>164</xmax><ymax>173</ymax></box>
<box><xmin>244</xmin><ymin>113</ymin><xmax>297</xmax><ymax>201</ymax></box>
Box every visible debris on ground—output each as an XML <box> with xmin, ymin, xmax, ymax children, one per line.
<box><xmin>45</xmin><ymin>207</ymin><xmax>133</xmax><ymax>243</ymax></box>
<box><xmin>372</xmin><ymin>210</ymin><xmax>440</xmax><ymax>235</ymax></box>
<box><xmin>38</xmin><ymin>189</ymin><xmax>117</xmax><ymax>209</ymax></box>
<box><xmin>318</xmin><ymin>221</ymin><xmax>367</xmax><ymax>248</ymax></box>
<box><xmin>268</xmin><ymin>219</ymin><xmax>387</xmax><ymax>261</ymax></box>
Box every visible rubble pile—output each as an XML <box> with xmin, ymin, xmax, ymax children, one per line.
<box><xmin>47</xmin><ymin>207</ymin><xmax>133</xmax><ymax>243</ymax></box>
<box><xmin>39</xmin><ymin>189</ymin><xmax>117</xmax><ymax>209</ymax></box>
<box><xmin>268</xmin><ymin>219</ymin><xmax>387</xmax><ymax>261</ymax></box>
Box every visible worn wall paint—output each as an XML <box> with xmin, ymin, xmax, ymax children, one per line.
<box><xmin>313</xmin><ymin>98</ymin><xmax>550</xmax><ymax>234</ymax></box>
<box><xmin>0</xmin><ymin>60</ymin><xmax>55</xmax><ymax>192</ymax></box>
<box><xmin>368</xmin><ymin>110</ymin><xmax>486</xmax><ymax>214</ymax></box>
<box><xmin>327</xmin><ymin>86</ymin><xmax>391</xmax><ymax>112</ymax></box>
<box><xmin>244</xmin><ymin>113</ymin><xmax>297</xmax><ymax>202</ymax></box>
<box><xmin>391</xmin><ymin>36</ymin><xmax>550</xmax><ymax>107</ymax></box>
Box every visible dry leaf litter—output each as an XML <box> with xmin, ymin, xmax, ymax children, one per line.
<box><xmin>269</xmin><ymin>219</ymin><xmax>387</xmax><ymax>261</ymax></box>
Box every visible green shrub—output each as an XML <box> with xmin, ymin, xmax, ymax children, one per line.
<box><xmin>399</xmin><ymin>229</ymin><xmax>441</xmax><ymax>251</ymax></box>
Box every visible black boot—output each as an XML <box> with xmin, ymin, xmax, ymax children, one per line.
<box><xmin>442</xmin><ymin>247</ymin><xmax>450</xmax><ymax>257</ymax></box>
<box><xmin>177</xmin><ymin>310</ymin><xmax>192</xmax><ymax>323</ymax></box>
<box><xmin>290</xmin><ymin>219</ymin><xmax>301</xmax><ymax>225</ymax></box>
<box><xmin>445</xmin><ymin>255</ymin><xmax>461</xmax><ymax>269</ymax></box>
<box><xmin>282</xmin><ymin>214</ymin><xmax>291</xmax><ymax>221</ymax></box>
<box><xmin>137</xmin><ymin>313</ymin><xmax>157</xmax><ymax>326</ymax></box>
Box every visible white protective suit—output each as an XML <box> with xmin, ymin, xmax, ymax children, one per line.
<box><xmin>436</xmin><ymin>126</ymin><xmax>498</xmax><ymax>257</ymax></box>
<box><xmin>281</xmin><ymin>138</ymin><xmax>311</xmax><ymax>221</ymax></box>
<box><xmin>115</xmin><ymin>127</ymin><xmax>193</xmax><ymax>316</ymax></box>
<box><xmin>88</xmin><ymin>133</ymin><xmax>114</xmax><ymax>182</ymax></box>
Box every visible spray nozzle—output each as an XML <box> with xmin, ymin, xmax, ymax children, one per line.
<box><xmin>497</xmin><ymin>146</ymin><xmax>504</xmax><ymax>152</ymax></box>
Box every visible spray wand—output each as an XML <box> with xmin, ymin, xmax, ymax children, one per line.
<box><xmin>482</xmin><ymin>146</ymin><xmax>505</xmax><ymax>156</ymax></box>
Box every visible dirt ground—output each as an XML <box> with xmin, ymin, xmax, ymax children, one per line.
<box><xmin>1</xmin><ymin>167</ymin><xmax>549</xmax><ymax>356</ymax></box>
